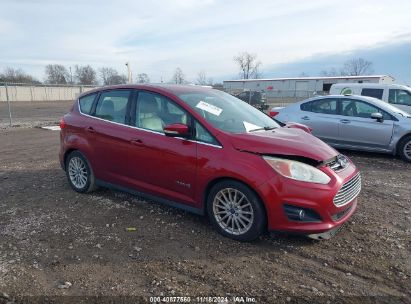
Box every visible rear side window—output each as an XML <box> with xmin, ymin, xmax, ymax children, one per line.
<box><xmin>79</xmin><ymin>93</ymin><xmax>96</xmax><ymax>114</ymax></box>
<box><xmin>310</xmin><ymin>99</ymin><xmax>337</xmax><ymax>115</ymax></box>
<box><xmin>94</xmin><ymin>90</ymin><xmax>131</xmax><ymax>124</ymax></box>
<box><xmin>300</xmin><ymin>102</ymin><xmax>311</xmax><ymax>111</ymax></box>
<box><xmin>361</xmin><ymin>88</ymin><xmax>383</xmax><ymax>99</ymax></box>
<box><xmin>388</xmin><ymin>89</ymin><xmax>411</xmax><ymax>106</ymax></box>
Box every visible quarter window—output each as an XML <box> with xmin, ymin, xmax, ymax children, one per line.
<box><xmin>195</xmin><ymin>122</ymin><xmax>219</xmax><ymax>146</ymax></box>
<box><xmin>361</xmin><ymin>88</ymin><xmax>383</xmax><ymax>99</ymax></box>
<box><xmin>94</xmin><ymin>90</ymin><xmax>131</xmax><ymax>124</ymax></box>
<box><xmin>388</xmin><ymin>89</ymin><xmax>411</xmax><ymax>106</ymax></box>
<box><xmin>79</xmin><ymin>93</ymin><xmax>97</xmax><ymax>114</ymax></box>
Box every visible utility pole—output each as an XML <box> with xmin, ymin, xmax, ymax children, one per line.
<box><xmin>125</xmin><ymin>62</ymin><xmax>133</xmax><ymax>83</ymax></box>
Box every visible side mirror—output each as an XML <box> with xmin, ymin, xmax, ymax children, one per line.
<box><xmin>164</xmin><ymin>123</ymin><xmax>191</xmax><ymax>138</ymax></box>
<box><xmin>371</xmin><ymin>112</ymin><xmax>383</xmax><ymax>122</ymax></box>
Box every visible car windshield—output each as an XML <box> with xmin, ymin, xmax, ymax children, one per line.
<box><xmin>178</xmin><ymin>90</ymin><xmax>279</xmax><ymax>133</ymax></box>
<box><xmin>372</xmin><ymin>98</ymin><xmax>411</xmax><ymax>117</ymax></box>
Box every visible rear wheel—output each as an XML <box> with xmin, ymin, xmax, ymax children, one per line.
<box><xmin>398</xmin><ymin>135</ymin><xmax>411</xmax><ymax>163</ymax></box>
<box><xmin>207</xmin><ymin>180</ymin><xmax>266</xmax><ymax>242</ymax></box>
<box><xmin>66</xmin><ymin>151</ymin><xmax>96</xmax><ymax>193</ymax></box>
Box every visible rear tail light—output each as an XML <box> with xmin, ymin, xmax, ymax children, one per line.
<box><xmin>59</xmin><ymin>118</ymin><xmax>66</xmax><ymax>129</ymax></box>
<box><xmin>269</xmin><ymin>111</ymin><xmax>279</xmax><ymax>117</ymax></box>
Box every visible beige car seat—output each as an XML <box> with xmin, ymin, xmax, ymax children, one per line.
<box><xmin>139</xmin><ymin>96</ymin><xmax>165</xmax><ymax>132</ymax></box>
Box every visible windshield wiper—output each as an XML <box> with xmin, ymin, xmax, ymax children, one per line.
<box><xmin>249</xmin><ymin>126</ymin><xmax>277</xmax><ymax>132</ymax></box>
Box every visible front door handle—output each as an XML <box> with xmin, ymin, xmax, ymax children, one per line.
<box><xmin>130</xmin><ymin>139</ymin><xmax>144</xmax><ymax>146</ymax></box>
<box><xmin>301</xmin><ymin>116</ymin><xmax>310</xmax><ymax>120</ymax></box>
<box><xmin>86</xmin><ymin>126</ymin><xmax>95</xmax><ymax>133</ymax></box>
<box><xmin>340</xmin><ymin>119</ymin><xmax>351</xmax><ymax>124</ymax></box>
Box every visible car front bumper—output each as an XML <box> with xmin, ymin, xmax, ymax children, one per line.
<box><xmin>258</xmin><ymin>162</ymin><xmax>360</xmax><ymax>235</ymax></box>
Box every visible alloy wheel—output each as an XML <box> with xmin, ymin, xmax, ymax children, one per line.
<box><xmin>212</xmin><ymin>188</ymin><xmax>254</xmax><ymax>235</ymax></box>
<box><xmin>404</xmin><ymin>141</ymin><xmax>411</xmax><ymax>160</ymax></box>
<box><xmin>68</xmin><ymin>156</ymin><xmax>88</xmax><ymax>189</ymax></box>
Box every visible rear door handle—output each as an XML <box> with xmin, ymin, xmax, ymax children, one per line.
<box><xmin>130</xmin><ymin>139</ymin><xmax>144</xmax><ymax>146</ymax></box>
<box><xmin>301</xmin><ymin>116</ymin><xmax>310</xmax><ymax>120</ymax></box>
<box><xmin>340</xmin><ymin>119</ymin><xmax>351</xmax><ymax>124</ymax></box>
<box><xmin>86</xmin><ymin>126</ymin><xmax>95</xmax><ymax>133</ymax></box>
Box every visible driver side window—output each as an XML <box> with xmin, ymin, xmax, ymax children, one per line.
<box><xmin>135</xmin><ymin>91</ymin><xmax>190</xmax><ymax>133</ymax></box>
<box><xmin>341</xmin><ymin>99</ymin><xmax>392</xmax><ymax>120</ymax></box>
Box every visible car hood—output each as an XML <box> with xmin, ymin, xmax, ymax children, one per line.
<box><xmin>229</xmin><ymin>127</ymin><xmax>338</xmax><ymax>162</ymax></box>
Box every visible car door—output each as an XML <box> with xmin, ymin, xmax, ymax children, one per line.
<box><xmin>298</xmin><ymin>98</ymin><xmax>340</xmax><ymax>143</ymax></box>
<box><xmin>338</xmin><ymin>98</ymin><xmax>394</xmax><ymax>149</ymax></box>
<box><xmin>86</xmin><ymin>89</ymin><xmax>135</xmax><ymax>184</ymax></box>
<box><xmin>127</xmin><ymin>90</ymin><xmax>198</xmax><ymax>207</ymax></box>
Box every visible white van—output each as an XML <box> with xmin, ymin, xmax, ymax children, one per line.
<box><xmin>330</xmin><ymin>83</ymin><xmax>411</xmax><ymax>113</ymax></box>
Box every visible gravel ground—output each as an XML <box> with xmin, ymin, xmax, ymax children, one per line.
<box><xmin>0</xmin><ymin>100</ymin><xmax>73</xmax><ymax>129</ymax></box>
<box><xmin>0</xmin><ymin>126</ymin><xmax>410</xmax><ymax>304</ymax></box>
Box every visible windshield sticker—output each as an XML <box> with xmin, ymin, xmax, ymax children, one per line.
<box><xmin>196</xmin><ymin>101</ymin><xmax>223</xmax><ymax>116</ymax></box>
<box><xmin>243</xmin><ymin>121</ymin><xmax>262</xmax><ymax>132</ymax></box>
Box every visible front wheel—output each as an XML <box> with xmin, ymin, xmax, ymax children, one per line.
<box><xmin>207</xmin><ymin>180</ymin><xmax>266</xmax><ymax>242</ymax></box>
<box><xmin>65</xmin><ymin>151</ymin><xmax>96</xmax><ymax>193</ymax></box>
<box><xmin>398</xmin><ymin>135</ymin><xmax>411</xmax><ymax>163</ymax></box>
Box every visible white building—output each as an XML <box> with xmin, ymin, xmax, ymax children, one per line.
<box><xmin>223</xmin><ymin>75</ymin><xmax>395</xmax><ymax>98</ymax></box>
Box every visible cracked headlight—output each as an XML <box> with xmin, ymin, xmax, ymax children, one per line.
<box><xmin>263</xmin><ymin>156</ymin><xmax>331</xmax><ymax>184</ymax></box>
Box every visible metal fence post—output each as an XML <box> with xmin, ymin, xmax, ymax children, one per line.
<box><xmin>5</xmin><ymin>83</ymin><xmax>12</xmax><ymax>127</ymax></box>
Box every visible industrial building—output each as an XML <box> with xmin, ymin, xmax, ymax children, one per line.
<box><xmin>223</xmin><ymin>75</ymin><xmax>395</xmax><ymax>99</ymax></box>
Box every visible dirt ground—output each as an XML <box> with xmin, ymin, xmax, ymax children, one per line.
<box><xmin>0</xmin><ymin>112</ymin><xmax>410</xmax><ymax>303</ymax></box>
<box><xmin>0</xmin><ymin>100</ymin><xmax>73</xmax><ymax>128</ymax></box>
<box><xmin>0</xmin><ymin>128</ymin><xmax>410</xmax><ymax>303</ymax></box>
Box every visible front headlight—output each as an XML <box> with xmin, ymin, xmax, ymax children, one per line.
<box><xmin>263</xmin><ymin>156</ymin><xmax>331</xmax><ymax>184</ymax></box>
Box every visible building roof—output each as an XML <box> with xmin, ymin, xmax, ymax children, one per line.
<box><xmin>223</xmin><ymin>75</ymin><xmax>394</xmax><ymax>82</ymax></box>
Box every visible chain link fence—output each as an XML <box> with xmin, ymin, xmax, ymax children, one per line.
<box><xmin>0</xmin><ymin>82</ymin><xmax>98</xmax><ymax>127</ymax></box>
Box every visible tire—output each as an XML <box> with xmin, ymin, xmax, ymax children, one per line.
<box><xmin>65</xmin><ymin>151</ymin><xmax>96</xmax><ymax>193</ymax></box>
<box><xmin>207</xmin><ymin>180</ymin><xmax>266</xmax><ymax>242</ymax></box>
<box><xmin>398</xmin><ymin>135</ymin><xmax>411</xmax><ymax>163</ymax></box>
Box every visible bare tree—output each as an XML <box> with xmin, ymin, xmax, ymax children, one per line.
<box><xmin>137</xmin><ymin>73</ymin><xmax>150</xmax><ymax>83</ymax></box>
<box><xmin>99</xmin><ymin>67</ymin><xmax>127</xmax><ymax>85</ymax></box>
<box><xmin>45</xmin><ymin>64</ymin><xmax>69</xmax><ymax>84</ymax></box>
<box><xmin>320</xmin><ymin>68</ymin><xmax>339</xmax><ymax>77</ymax></box>
<box><xmin>233</xmin><ymin>52</ymin><xmax>262</xmax><ymax>79</ymax></box>
<box><xmin>0</xmin><ymin>67</ymin><xmax>39</xmax><ymax>83</ymax></box>
<box><xmin>172</xmin><ymin>68</ymin><xmax>185</xmax><ymax>84</ymax></box>
<box><xmin>341</xmin><ymin>58</ymin><xmax>373</xmax><ymax>76</ymax></box>
<box><xmin>75</xmin><ymin>65</ymin><xmax>97</xmax><ymax>85</ymax></box>
<box><xmin>196</xmin><ymin>70</ymin><xmax>213</xmax><ymax>85</ymax></box>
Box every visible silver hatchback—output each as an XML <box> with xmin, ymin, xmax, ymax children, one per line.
<box><xmin>273</xmin><ymin>95</ymin><xmax>411</xmax><ymax>162</ymax></box>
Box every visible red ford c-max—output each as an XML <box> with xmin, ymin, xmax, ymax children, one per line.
<box><xmin>60</xmin><ymin>84</ymin><xmax>360</xmax><ymax>241</ymax></box>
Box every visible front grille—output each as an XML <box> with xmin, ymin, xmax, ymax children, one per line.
<box><xmin>333</xmin><ymin>173</ymin><xmax>361</xmax><ymax>207</ymax></box>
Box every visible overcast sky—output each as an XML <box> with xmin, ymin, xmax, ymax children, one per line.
<box><xmin>1</xmin><ymin>0</ymin><xmax>410</xmax><ymax>83</ymax></box>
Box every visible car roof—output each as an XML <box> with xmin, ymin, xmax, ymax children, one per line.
<box><xmin>301</xmin><ymin>94</ymin><xmax>406</xmax><ymax>114</ymax></box>
<box><xmin>331</xmin><ymin>83</ymin><xmax>410</xmax><ymax>89</ymax></box>
<box><xmin>78</xmin><ymin>83</ymin><xmax>213</xmax><ymax>99</ymax></box>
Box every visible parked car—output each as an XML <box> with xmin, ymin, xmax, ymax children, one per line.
<box><xmin>330</xmin><ymin>83</ymin><xmax>411</xmax><ymax>114</ymax></box>
<box><xmin>60</xmin><ymin>85</ymin><xmax>360</xmax><ymax>241</ymax></box>
<box><xmin>235</xmin><ymin>91</ymin><xmax>269</xmax><ymax>111</ymax></box>
<box><xmin>271</xmin><ymin>95</ymin><xmax>411</xmax><ymax>162</ymax></box>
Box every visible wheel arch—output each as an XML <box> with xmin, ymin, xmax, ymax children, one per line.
<box><xmin>395</xmin><ymin>132</ymin><xmax>411</xmax><ymax>155</ymax></box>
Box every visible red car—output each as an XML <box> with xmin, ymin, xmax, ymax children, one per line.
<box><xmin>59</xmin><ymin>84</ymin><xmax>360</xmax><ymax>241</ymax></box>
